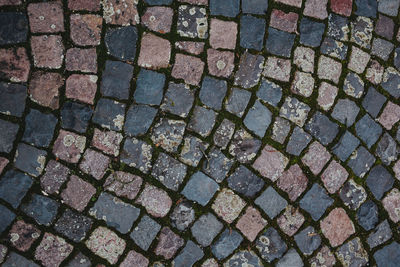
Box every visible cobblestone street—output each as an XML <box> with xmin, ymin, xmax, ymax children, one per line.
<box><xmin>0</xmin><ymin>0</ymin><xmax>400</xmax><ymax>266</ymax></box>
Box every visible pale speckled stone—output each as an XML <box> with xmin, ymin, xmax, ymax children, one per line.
<box><xmin>136</xmin><ymin>184</ymin><xmax>172</xmax><ymax>217</ymax></box>
<box><xmin>382</xmin><ymin>188</ymin><xmax>400</xmax><ymax>223</ymax></box>
<box><xmin>317</xmin><ymin>82</ymin><xmax>338</xmax><ymax>111</ymax></box>
<box><xmin>212</xmin><ymin>188</ymin><xmax>246</xmax><ymax>223</ymax></box>
<box><xmin>366</xmin><ymin>60</ymin><xmax>384</xmax><ymax>85</ymax></box>
<box><xmin>321</xmin><ymin>160</ymin><xmax>348</xmax><ymax>194</ymax></box>
<box><xmin>53</xmin><ymin>130</ymin><xmax>86</xmax><ymax>163</ymax></box>
<box><xmin>35</xmin><ymin>233</ymin><xmax>73</xmax><ymax>267</ymax></box>
<box><xmin>294</xmin><ymin>46</ymin><xmax>314</xmax><ymax>73</ymax></box>
<box><xmin>336</xmin><ymin>238</ymin><xmax>368</xmax><ymax>267</ymax></box>
<box><xmin>263</xmin><ymin>56</ymin><xmax>291</xmax><ymax>82</ymax></box>
<box><xmin>348</xmin><ymin>46</ymin><xmax>370</xmax><ymax>74</ymax></box>
<box><xmin>291</xmin><ymin>71</ymin><xmax>314</xmax><ymax>97</ymax></box>
<box><xmin>253</xmin><ymin>145</ymin><xmax>288</xmax><ymax>182</ymax></box>
<box><xmin>320</xmin><ymin>208</ymin><xmax>355</xmax><ymax>247</ymax></box>
<box><xmin>309</xmin><ymin>246</ymin><xmax>336</xmax><ymax>267</ymax></box>
<box><xmin>79</xmin><ymin>149</ymin><xmax>110</xmax><ymax>180</ymax></box>
<box><xmin>277</xmin><ymin>205</ymin><xmax>305</xmax><ymax>236</ymax></box>
<box><xmin>86</xmin><ymin>227</ymin><xmax>126</xmax><ymax>264</ymax></box>
<box><xmin>318</xmin><ymin>55</ymin><xmax>342</xmax><ymax>84</ymax></box>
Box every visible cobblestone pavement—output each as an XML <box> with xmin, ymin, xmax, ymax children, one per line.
<box><xmin>1</xmin><ymin>0</ymin><xmax>400</xmax><ymax>266</ymax></box>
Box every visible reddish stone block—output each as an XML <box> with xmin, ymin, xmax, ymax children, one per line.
<box><xmin>212</xmin><ymin>188</ymin><xmax>246</xmax><ymax>223</ymax></box>
<box><xmin>35</xmin><ymin>233</ymin><xmax>73</xmax><ymax>267</ymax></box>
<box><xmin>70</xmin><ymin>14</ymin><xmax>102</xmax><ymax>46</ymax></box>
<box><xmin>321</xmin><ymin>160</ymin><xmax>348</xmax><ymax>194</ymax></box>
<box><xmin>277</xmin><ymin>164</ymin><xmax>308</xmax><ymax>201</ymax></box>
<box><xmin>309</xmin><ymin>246</ymin><xmax>336</xmax><ymax>267</ymax></box>
<box><xmin>175</xmin><ymin>41</ymin><xmax>205</xmax><ymax>55</ymax></box>
<box><xmin>79</xmin><ymin>149</ymin><xmax>110</xmax><ymax>180</ymax></box>
<box><xmin>375</xmin><ymin>15</ymin><xmax>394</xmax><ymax>40</ymax></box>
<box><xmin>0</xmin><ymin>0</ymin><xmax>21</xmax><ymax>6</ymax></box>
<box><xmin>68</xmin><ymin>0</ymin><xmax>100</xmax><ymax>11</ymax></box>
<box><xmin>65</xmin><ymin>74</ymin><xmax>97</xmax><ymax>105</ymax></box>
<box><xmin>9</xmin><ymin>220</ymin><xmax>41</xmax><ymax>252</ymax></box>
<box><xmin>270</xmin><ymin>9</ymin><xmax>299</xmax><ymax>33</ymax></box>
<box><xmin>138</xmin><ymin>33</ymin><xmax>171</xmax><ymax>70</ymax></box>
<box><xmin>209</xmin><ymin>18</ymin><xmax>237</xmax><ymax>49</ymax></box>
<box><xmin>0</xmin><ymin>47</ymin><xmax>30</xmax><ymax>82</ymax></box>
<box><xmin>171</xmin><ymin>53</ymin><xmax>205</xmax><ymax>86</ymax></box>
<box><xmin>91</xmin><ymin>128</ymin><xmax>122</xmax><ymax>157</ymax></box>
<box><xmin>142</xmin><ymin>6</ymin><xmax>173</xmax><ymax>33</ymax></box>
<box><xmin>40</xmin><ymin>160</ymin><xmax>70</xmax><ymax>195</ymax></box>
<box><xmin>317</xmin><ymin>82</ymin><xmax>338</xmax><ymax>111</ymax></box>
<box><xmin>236</xmin><ymin>206</ymin><xmax>267</xmax><ymax>241</ymax></box>
<box><xmin>53</xmin><ymin>130</ymin><xmax>86</xmax><ymax>163</ymax></box>
<box><xmin>28</xmin><ymin>1</ymin><xmax>64</xmax><ymax>33</ymax></box>
<box><xmin>253</xmin><ymin>145</ymin><xmax>289</xmax><ymax>182</ymax></box>
<box><xmin>102</xmin><ymin>0</ymin><xmax>139</xmax><ymax>25</ymax></box>
<box><xmin>277</xmin><ymin>205</ymin><xmax>305</xmax><ymax>236</ymax></box>
<box><xmin>207</xmin><ymin>49</ymin><xmax>235</xmax><ymax>78</ymax></box>
<box><xmin>382</xmin><ymin>188</ymin><xmax>400</xmax><ymax>223</ymax></box>
<box><xmin>302</xmin><ymin>141</ymin><xmax>331</xmax><ymax>175</ymax></box>
<box><xmin>31</xmin><ymin>35</ymin><xmax>64</xmax><ymax>69</ymax></box>
<box><xmin>61</xmin><ymin>175</ymin><xmax>96</xmax><ymax>211</ymax></box>
<box><xmin>104</xmin><ymin>171</ymin><xmax>142</xmax><ymax>200</ymax></box>
<box><xmin>320</xmin><ymin>208</ymin><xmax>355</xmax><ymax>247</ymax></box>
<box><xmin>275</xmin><ymin>0</ymin><xmax>302</xmax><ymax>8</ymax></box>
<box><xmin>120</xmin><ymin>250</ymin><xmax>149</xmax><ymax>267</ymax></box>
<box><xmin>86</xmin><ymin>227</ymin><xmax>126</xmax><ymax>264</ymax></box>
<box><xmin>304</xmin><ymin>0</ymin><xmax>328</xmax><ymax>19</ymax></box>
<box><xmin>29</xmin><ymin>71</ymin><xmax>63</xmax><ymax>109</ymax></box>
<box><xmin>378</xmin><ymin>102</ymin><xmax>400</xmax><ymax>130</ymax></box>
<box><xmin>330</xmin><ymin>0</ymin><xmax>353</xmax><ymax>17</ymax></box>
<box><xmin>0</xmin><ymin>157</ymin><xmax>9</xmax><ymax>175</ymax></box>
<box><xmin>154</xmin><ymin>227</ymin><xmax>184</xmax><ymax>259</ymax></box>
<box><xmin>66</xmin><ymin>48</ymin><xmax>97</xmax><ymax>73</ymax></box>
<box><xmin>136</xmin><ymin>184</ymin><xmax>172</xmax><ymax>217</ymax></box>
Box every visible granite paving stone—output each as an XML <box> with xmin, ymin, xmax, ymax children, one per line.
<box><xmin>277</xmin><ymin>205</ymin><xmax>305</xmax><ymax>236</ymax></box>
<box><xmin>367</xmin><ymin>220</ymin><xmax>393</xmax><ymax>248</ymax></box>
<box><xmin>294</xmin><ymin>226</ymin><xmax>321</xmax><ymax>255</ymax></box>
<box><xmin>0</xmin><ymin>119</ymin><xmax>19</xmax><ymax>153</ymax></box>
<box><xmin>357</xmin><ymin>200</ymin><xmax>378</xmax><ymax>231</ymax></box>
<box><xmin>22</xmin><ymin>193</ymin><xmax>59</xmax><ymax>226</ymax></box>
<box><xmin>161</xmin><ymin>82</ymin><xmax>194</xmax><ymax>118</ymax></box>
<box><xmin>152</xmin><ymin>152</ymin><xmax>187</xmax><ymax>190</ymax></box>
<box><xmin>14</xmin><ymin>143</ymin><xmax>46</xmax><ymax>177</ymax></box>
<box><xmin>211</xmin><ymin>229</ymin><xmax>243</xmax><ymax>260</ymax></box>
<box><xmin>124</xmin><ymin>104</ymin><xmax>157</xmax><ymax>136</ymax></box>
<box><xmin>8</xmin><ymin>220</ymin><xmax>40</xmax><ymax>252</ymax></box>
<box><xmin>227</xmin><ymin>165</ymin><xmax>264</xmax><ymax>198</ymax></box>
<box><xmin>173</xmin><ymin>240</ymin><xmax>204</xmax><ymax>267</ymax></box>
<box><xmin>0</xmin><ymin>82</ymin><xmax>26</xmax><ymax>117</ymax></box>
<box><xmin>300</xmin><ymin>183</ymin><xmax>333</xmax><ymax>220</ymax></box>
<box><xmin>207</xmin><ymin>49</ymin><xmax>235</xmax><ymax>78</ymax></box>
<box><xmin>34</xmin><ymin>233</ymin><xmax>73</xmax><ymax>267</ymax></box>
<box><xmin>54</xmin><ymin>209</ymin><xmax>93</xmax><ymax>242</ymax></box>
<box><xmin>336</xmin><ymin>238</ymin><xmax>368</xmax><ymax>267</ymax></box>
<box><xmin>191</xmin><ymin>213</ymin><xmax>223</xmax><ymax>247</ymax></box>
<box><xmin>0</xmin><ymin>170</ymin><xmax>33</xmax><ymax>208</ymax></box>
<box><xmin>105</xmin><ymin>26</ymin><xmax>138</xmax><ymax>61</ymax></box>
<box><xmin>100</xmin><ymin>60</ymin><xmax>133</xmax><ymax>100</ymax></box>
<box><xmin>182</xmin><ymin>172</ymin><xmax>219</xmax><ymax>206</ymax></box>
<box><xmin>130</xmin><ymin>215</ymin><xmax>161</xmax><ymax>251</ymax></box>
<box><xmin>256</xmin><ymin>227</ymin><xmax>287</xmax><ymax>262</ymax></box>
<box><xmin>347</xmin><ymin>146</ymin><xmax>376</xmax><ymax>177</ymax></box>
<box><xmin>90</xmin><ymin>192</ymin><xmax>140</xmax><ymax>233</ymax></box>
<box><xmin>86</xmin><ymin>227</ymin><xmax>125</xmax><ymax>264</ymax></box>
<box><xmin>255</xmin><ymin>186</ymin><xmax>287</xmax><ymax>219</ymax></box>
<box><xmin>3</xmin><ymin>1</ymin><xmax>400</xmax><ymax>265</ymax></box>
<box><xmin>234</xmin><ymin>52</ymin><xmax>264</xmax><ymax>88</ymax></box>
<box><xmin>61</xmin><ymin>101</ymin><xmax>93</xmax><ymax>133</ymax></box>
<box><xmin>339</xmin><ymin>179</ymin><xmax>367</xmax><ymax>210</ymax></box>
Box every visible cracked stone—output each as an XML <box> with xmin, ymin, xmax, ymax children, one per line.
<box><xmin>104</xmin><ymin>171</ymin><xmax>142</xmax><ymax>200</ymax></box>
